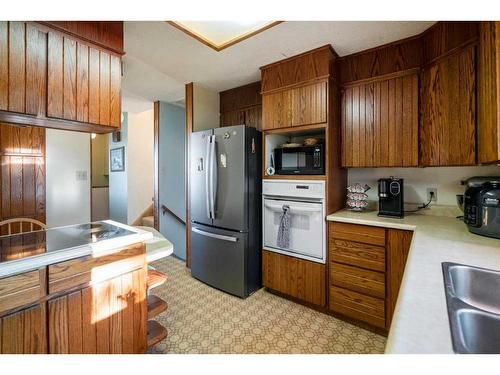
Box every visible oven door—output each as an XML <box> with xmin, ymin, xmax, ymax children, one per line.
<box><xmin>263</xmin><ymin>198</ymin><xmax>325</xmax><ymax>263</ymax></box>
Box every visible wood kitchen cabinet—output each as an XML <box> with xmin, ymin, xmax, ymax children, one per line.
<box><xmin>220</xmin><ymin>81</ymin><xmax>262</xmax><ymax>130</ymax></box>
<box><xmin>261</xmin><ymin>46</ymin><xmax>332</xmax><ymax>131</ymax></box>
<box><xmin>0</xmin><ymin>21</ymin><xmax>123</xmax><ymax>133</ymax></box>
<box><xmin>328</xmin><ymin>222</ymin><xmax>413</xmax><ymax>331</ymax></box>
<box><xmin>0</xmin><ymin>243</ymin><xmax>151</xmax><ymax>354</ymax></box>
<box><xmin>341</xmin><ymin>71</ymin><xmax>419</xmax><ymax>167</ymax></box>
<box><xmin>420</xmin><ymin>44</ymin><xmax>476</xmax><ymax>166</ymax></box>
<box><xmin>262</xmin><ymin>250</ymin><xmax>326</xmax><ymax>307</ymax></box>
<box><xmin>478</xmin><ymin>21</ymin><xmax>500</xmax><ymax>164</ymax></box>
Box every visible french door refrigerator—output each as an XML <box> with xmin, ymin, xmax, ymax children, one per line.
<box><xmin>190</xmin><ymin>124</ymin><xmax>261</xmax><ymax>298</ymax></box>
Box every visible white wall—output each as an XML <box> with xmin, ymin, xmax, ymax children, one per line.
<box><xmin>348</xmin><ymin>165</ymin><xmax>500</xmax><ymax>206</ymax></box>
<box><xmin>46</xmin><ymin>129</ymin><xmax>91</xmax><ymax>228</ymax></box>
<box><xmin>193</xmin><ymin>83</ymin><xmax>220</xmax><ymax>131</ymax></box>
<box><xmin>127</xmin><ymin>108</ymin><xmax>154</xmax><ymax>224</ymax></box>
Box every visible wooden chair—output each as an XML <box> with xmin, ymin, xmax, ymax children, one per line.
<box><xmin>0</xmin><ymin>218</ymin><xmax>47</xmax><ymax>236</ymax></box>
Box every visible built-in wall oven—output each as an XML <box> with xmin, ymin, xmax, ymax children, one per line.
<box><xmin>262</xmin><ymin>180</ymin><xmax>326</xmax><ymax>263</ymax></box>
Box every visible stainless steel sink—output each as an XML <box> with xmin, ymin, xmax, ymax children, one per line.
<box><xmin>443</xmin><ymin>262</ymin><xmax>500</xmax><ymax>354</ymax></box>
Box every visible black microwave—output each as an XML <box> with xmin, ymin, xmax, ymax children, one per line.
<box><xmin>274</xmin><ymin>144</ymin><xmax>324</xmax><ymax>175</ymax></box>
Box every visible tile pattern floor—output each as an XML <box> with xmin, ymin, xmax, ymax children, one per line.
<box><xmin>148</xmin><ymin>256</ymin><xmax>386</xmax><ymax>354</ymax></box>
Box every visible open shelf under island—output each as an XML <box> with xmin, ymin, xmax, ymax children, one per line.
<box><xmin>0</xmin><ymin>220</ymin><xmax>172</xmax><ymax>354</ymax></box>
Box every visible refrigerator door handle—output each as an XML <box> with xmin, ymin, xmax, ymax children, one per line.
<box><xmin>210</xmin><ymin>135</ymin><xmax>218</xmax><ymax>219</ymax></box>
<box><xmin>205</xmin><ymin>136</ymin><xmax>212</xmax><ymax>219</ymax></box>
<box><xmin>192</xmin><ymin>227</ymin><xmax>238</xmax><ymax>242</ymax></box>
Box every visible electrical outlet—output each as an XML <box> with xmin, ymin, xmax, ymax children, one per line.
<box><xmin>427</xmin><ymin>188</ymin><xmax>437</xmax><ymax>202</ymax></box>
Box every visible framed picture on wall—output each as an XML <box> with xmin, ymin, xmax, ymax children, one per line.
<box><xmin>110</xmin><ymin>147</ymin><xmax>125</xmax><ymax>172</ymax></box>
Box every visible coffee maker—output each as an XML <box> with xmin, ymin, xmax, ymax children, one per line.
<box><xmin>378</xmin><ymin>177</ymin><xmax>404</xmax><ymax>218</ymax></box>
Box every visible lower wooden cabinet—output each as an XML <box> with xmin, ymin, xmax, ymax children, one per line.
<box><xmin>0</xmin><ymin>304</ymin><xmax>47</xmax><ymax>354</ymax></box>
<box><xmin>262</xmin><ymin>250</ymin><xmax>326</xmax><ymax>307</ymax></box>
<box><xmin>0</xmin><ymin>243</ymin><xmax>148</xmax><ymax>354</ymax></box>
<box><xmin>48</xmin><ymin>268</ymin><xmax>147</xmax><ymax>354</ymax></box>
<box><xmin>328</xmin><ymin>222</ymin><xmax>412</xmax><ymax>331</ymax></box>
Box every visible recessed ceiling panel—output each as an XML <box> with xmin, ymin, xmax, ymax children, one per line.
<box><xmin>169</xmin><ymin>21</ymin><xmax>281</xmax><ymax>51</ymax></box>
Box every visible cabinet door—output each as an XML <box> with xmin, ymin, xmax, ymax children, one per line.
<box><xmin>386</xmin><ymin>229</ymin><xmax>413</xmax><ymax>329</ymax></box>
<box><xmin>478</xmin><ymin>21</ymin><xmax>500</xmax><ymax>164</ymax></box>
<box><xmin>48</xmin><ymin>268</ymin><xmax>147</xmax><ymax>354</ymax></box>
<box><xmin>262</xmin><ymin>90</ymin><xmax>291</xmax><ymax>130</ymax></box>
<box><xmin>420</xmin><ymin>45</ymin><xmax>476</xmax><ymax>166</ymax></box>
<box><xmin>262</xmin><ymin>82</ymin><xmax>327</xmax><ymax>130</ymax></box>
<box><xmin>0</xmin><ymin>304</ymin><xmax>47</xmax><ymax>354</ymax></box>
<box><xmin>341</xmin><ymin>72</ymin><xmax>419</xmax><ymax>167</ymax></box>
<box><xmin>290</xmin><ymin>81</ymin><xmax>327</xmax><ymax>127</ymax></box>
<box><xmin>220</xmin><ymin>109</ymin><xmax>245</xmax><ymax>127</ymax></box>
<box><xmin>245</xmin><ymin>106</ymin><xmax>262</xmax><ymax>130</ymax></box>
<box><xmin>47</xmin><ymin>33</ymin><xmax>121</xmax><ymax>127</ymax></box>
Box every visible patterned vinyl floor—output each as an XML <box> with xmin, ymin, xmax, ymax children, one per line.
<box><xmin>148</xmin><ymin>256</ymin><xmax>386</xmax><ymax>354</ymax></box>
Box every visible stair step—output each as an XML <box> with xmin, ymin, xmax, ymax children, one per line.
<box><xmin>147</xmin><ymin>295</ymin><xmax>168</xmax><ymax>319</ymax></box>
<box><xmin>147</xmin><ymin>269</ymin><xmax>167</xmax><ymax>290</ymax></box>
<box><xmin>147</xmin><ymin>320</ymin><xmax>168</xmax><ymax>348</ymax></box>
<box><xmin>142</xmin><ymin>216</ymin><xmax>154</xmax><ymax>228</ymax></box>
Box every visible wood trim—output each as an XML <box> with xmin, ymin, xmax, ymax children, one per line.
<box><xmin>0</xmin><ymin>110</ymin><xmax>118</xmax><ymax>134</ymax></box>
<box><xmin>260</xmin><ymin>44</ymin><xmax>337</xmax><ymax>70</ymax></box>
<box><xmin>167</xmin><ymin>21</ymin><xmax>283</xmax><ymax>52</ymax></box>
<box><xmin>263</xmin><ymin>175</ymin><xmax>326</xmax><ymax>180</ymax></box>
<box><xmin>262</xmin><ymin>122</ymin><xmax>327</xmax><ymax>135</ymax></box>
<box><xmin>422</xmin><ymin>39</ymin><xmax>478</xmax><ymax>68</ymax></box>
<box><xmin>185</xmin><ymin>83</ymin><xmax>194</xmax><ymax>268</ymax></box>
<box><xmin>34</xmin><ymin>21</ymin><xmax>124</xmax><ymax>56</ymax></box>
<box><xmin>153</xmin><ymin>101</ymin><xmax>160</xmax><ymax>230</ymax></box>
<box><xmin>341</xmin><ymin>68</ymin><xmax>421</xmax><ymax>88</ymax></box>
<box><xmin>261</xmin><ymin>76</ymin><xmax>330</xmax><ymax>95</ymax></box>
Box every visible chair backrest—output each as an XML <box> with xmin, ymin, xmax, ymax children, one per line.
<box><xmin>0</xmin><ymin>218</ymin><xmax>47</xmax><ymax>236</ymax></box>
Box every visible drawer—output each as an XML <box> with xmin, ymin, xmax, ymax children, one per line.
<box><xmin>329</xmin><ymin>222</ymin><xmax>386</xmax><ymax>247</ymax></box>
<box><xmin>330</xmin><ymin>238</ymin><xmax>386</xmax><ymax>272</ymax></box>
<box><xmin>330</xmin><ymin>286</ymin><xmax>386</xmax><ymax>329</ymax></box>
<box><xmin>0</xmin><ymin>270</ymin><xmax>41</xmax><ymax>314</ymax></box>
<box><xmin>330</xmin><ymin>262</ymin><xmax>385</xmax><ymax>298</ymax></box>
<box><xmin>49</xmin><ymin>243</ymin><xmax>145</xmax><ymax>294</ymax></box>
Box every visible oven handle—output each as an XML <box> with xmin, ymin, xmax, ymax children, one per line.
<box><xmin>264</xmin><ymin>202</ymin><xmax>322</xmax><ymax>213</ymax></box>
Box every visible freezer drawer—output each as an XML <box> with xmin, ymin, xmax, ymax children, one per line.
<box><xmin>191</xmin><ymin>224</ymin><xmax>248</xmax><ymax>298</ymax></box>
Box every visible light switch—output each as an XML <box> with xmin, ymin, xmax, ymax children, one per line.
<box><xmin>76</xmin><ymin>170</ymin><xmax>88</xmax><ymax>181</ymax></box>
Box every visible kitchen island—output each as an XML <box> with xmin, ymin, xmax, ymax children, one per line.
<box><xmin>0</xmin><ymin>220</ymin><xmax>172</xmax><ymax>354</ymax></box>
<box><xmin>326</xmin><ymin>208</ymin><xmax>500</xmax><ymax>354</ymax></box>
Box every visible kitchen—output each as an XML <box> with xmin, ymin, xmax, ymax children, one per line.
<box><xmin>1</xmin><ymin>1</ymin><xmax>500</xmax><ymax>373</ymax></box>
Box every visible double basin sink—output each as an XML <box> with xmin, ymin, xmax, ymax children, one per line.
<box><xmin>442</xmin><ymin>262</ymin><xmax>500</xmax><ymax>354</ymax></box>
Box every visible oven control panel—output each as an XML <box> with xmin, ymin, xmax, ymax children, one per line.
<box><xmin>263</xmin><ymin>180</ymin><xmax>325</xmax><ymax>199</ymax></box>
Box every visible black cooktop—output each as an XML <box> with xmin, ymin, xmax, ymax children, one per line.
<box><xmin>0</xmin><ymin>221</ymin><xmax>135</xmax><ymax>263</ymax></box>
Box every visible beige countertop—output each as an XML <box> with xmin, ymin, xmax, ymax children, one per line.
<box><xmin>326</xmin><ymin>208</ymin><xmax>500</xmax><ymax>354</ymax></box>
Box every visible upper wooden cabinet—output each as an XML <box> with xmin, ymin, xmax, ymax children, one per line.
<box><xmin>0</xmin><ymin>21</ymin><xmax>123</xmax><ymax>133</ymax></box>
<box><xmin>420</xmin><ymin>44</ymin><xmax>476</xmax><ymax>166</ymax></box>
<box><xmin>341</xmin><ymin>71</ymin><xmax>419</xmax><ymax>167</ymax></box>
<box><xmin>261</xmin><ymin>46</ymin><xmax>333</xmax><ymax>131</ymax></box>
<box><xmin>220</xmin><ymin>81</ymin><xmax>262</xmax><ymax>130</ymax></box>
<box><xmin>478</xmin><ymin>21</ymin><xmax>500</xmax><ymax>164</ymax></box>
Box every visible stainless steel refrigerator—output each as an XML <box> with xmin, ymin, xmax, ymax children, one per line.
<box><xmin>190</xmin><ymin>124</ymin><xmax>261</xmax><ymax>298</ymax></box>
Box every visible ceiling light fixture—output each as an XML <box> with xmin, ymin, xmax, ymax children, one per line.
<box><xmin>167</xmin><ymin>21</ymin><xmax>283</xmax><ymax>52</ymax></box>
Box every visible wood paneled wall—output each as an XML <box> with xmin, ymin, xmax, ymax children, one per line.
<box><xmin>220</xmin><ymin>81</ymin><xmax>262</xmax><ymax>130</ymax></box>
<box><xmin>0</xmin><ymin>124</ymin><xmax>45</xmax><ymax>234</ymax></box>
